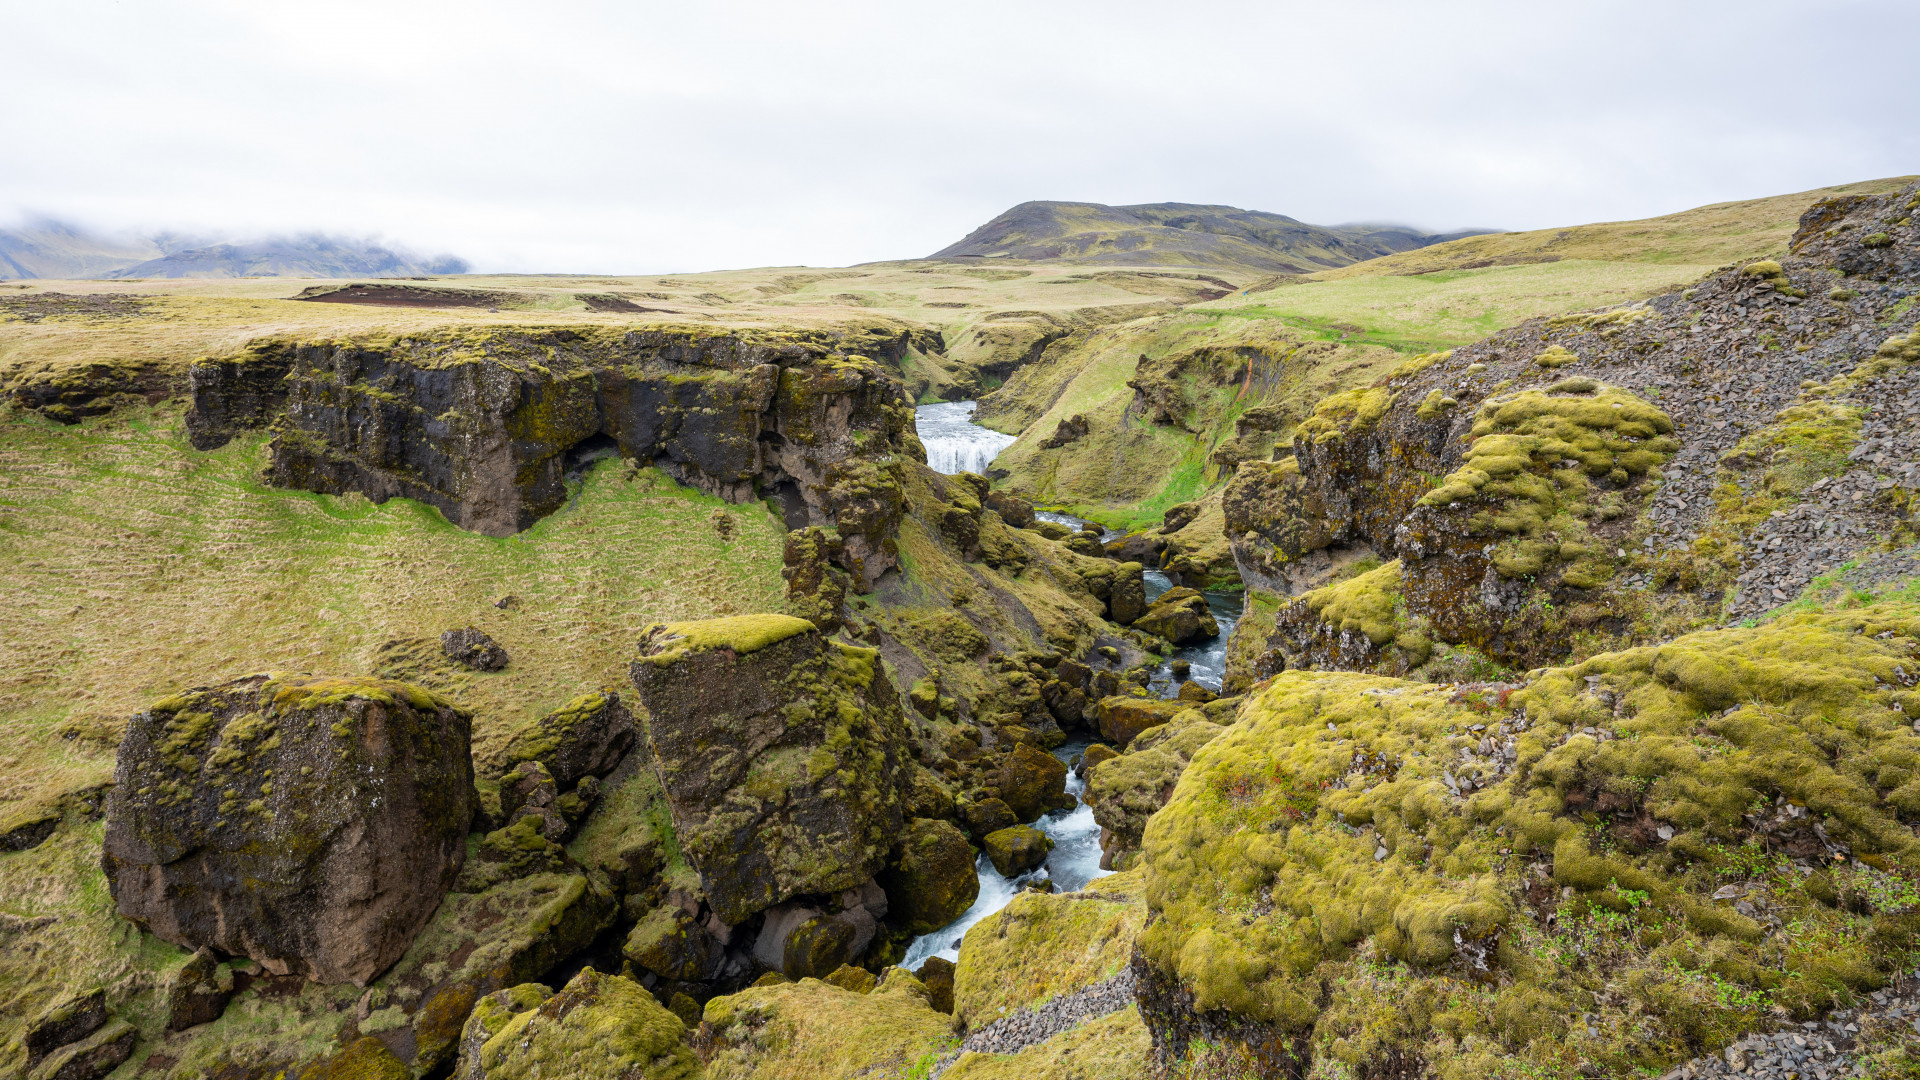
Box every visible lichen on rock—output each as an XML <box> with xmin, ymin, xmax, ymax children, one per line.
<box><xmin>629</xmin><ymin>616</ymin><xmax>911</xmax><ymax>924</ymax></box>
<box><xmin>102</xmin><ymin>673</ymin><xmax>475</xmax><ymax>986</ymax></box>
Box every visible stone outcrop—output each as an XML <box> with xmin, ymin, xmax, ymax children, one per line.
<box><xmin>1130</xmin><ymin>587</ymin><xmax>1219</xmax><ymax>645</ymax></box>
<box><xmin>450</xmin><ymin>968</ymin><xmax>698</xmax><ymax>1080</ymax></box>
<box><xmin>628</xmin><ymin>614</ymin><xmax>911</xmax><ymax>924</ymax></box>
<box><xmin>982</xmin><ymin>824</ymin><xmax>1051</xmax><ymax>876</ymax></box>
<box><xmin>189</xmin><ymin>325</ymin><xmax>921</xmax><ymax>586</ymax></box>
<box><xmin>496</xmin><ymin>689</ymin><xmax>635</xmax><ymax>788</ymax></box>
<box><xmin>102</xmin><ymin>673</ymin><xmax>475</xmax><ymax>985</ymax></box>
<box><xmin>1223</xmin><ymin>181</ymin><xmax>1920</xmax><ymax>672</ymax></box>
<box><xmin>879</xmin><ymin>818</ymin><xmax>980</xmax><ymax>934</ymax></box>
<box><xmin>442</xmin><ymin>626</ymin><xmax>510</xmax><ymax>670</ymax></box>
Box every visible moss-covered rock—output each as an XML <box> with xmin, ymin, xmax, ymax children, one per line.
<box><xmin>629</xmin><ymin>618</ymin><xmax>911</xmax><ymax>924</ymax></box>
<box><xmin>697</xmin><ymin>972</ymin><xmax>953</xmax><ymax>1080</ymax></box>
<box><xmin>1137</xmin><ymin>600</ymin><xmax>1920</xmax><ymax>1078</ymax></box>
<box><xmin>995</xmin><ymin>742</ymin><xmax>1072</xmax><ymax>823</ymax></box>
<box><xmin>102</xmin><ymin>673</ymin><xmax>475</xmax><ymax>985</ymax></box>
<box><xmin>452</xmin><ymin>983</ymin><xmax>553</xmax><ymax>1080</ymax></box>
<box><xmin>297</xmin><ymin>1036</ymin><xmax>412</xmax><ymax>1080</ymax></box>
<box><xmin>960</xmin><ymin>797</ymin><xmax>1019</xmax><ymax>842</ymax></box>
<box><xmin>463</xmin><ymin>968</ymin><xmax>697</xmax><ymax>1080</ymax></box>
<box><xmin>1131</xmin><ymin>587</ymin><xmax>1220</xmax><ymax>645</ymax></box>
<box><xmin>952</xmin><ymin>869</ymin><xmax>1147</xmax><ymax>1027</ymax></box>
<box><xmin>497</xmin><ymin>690</ymin><xmax>635</xmax><ymax>788</ymax></box>
<box><xmin>1084</xmin><ymin>711</ymin><xmax>1224</xmax><ymax>868</ymax></box>
<box><xmin>982</xmin><ymin>825</ymin><xmax>1052</xmax><ymax>876</ymax></box>
<box><xmin>914</xmin><ymin>956</ymin><xmax>956</xmax><ymax>1014</ymax></box>
<box><xmin>880</xmin><ymin>818</ymin><xmax>981</xmax><ymax>934</ymax></box>
<box><xmin>1094</xmin><ymin>696</ymin><xmax>1185</xmax><ymax>747</ymax></box>
<box><xmin>624</xmin><ymin>905</ymin><xmax>720</xmax><ymax>982</ymax></box>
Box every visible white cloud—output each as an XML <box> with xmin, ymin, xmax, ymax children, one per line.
<box><xmin>2</xmin><ymin>0</ymin><xmax>1914</xmax><ymax>272</ymax></box>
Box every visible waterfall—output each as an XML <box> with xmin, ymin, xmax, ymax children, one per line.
<box><xmin>915</xmin><ymin>401</ymin><xmax>1018</xmax><ymax>476</ymax></box>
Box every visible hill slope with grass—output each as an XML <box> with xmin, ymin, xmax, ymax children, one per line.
<box><xmin>929</xmin><ymin>200</ymin><xmax>1486</xmax><ymax>273</ymax></box>
<box><xmin>974</xmin><ymin>176</ymin><xmax>1918</xmax><ymax>540</ymax></box>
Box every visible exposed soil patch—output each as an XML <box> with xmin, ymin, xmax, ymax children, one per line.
<box><xmin>0</xmin><ymin>292</ymin><xmax>151</xmax><ymax>323</ymax></box>
<box><xmin>291</xmin><ymin>283</ymin><xmax>520</xmax><ymax>309</ymax></box>
<box><xmin>575</xmin><ymin>292</ymin><xmax>666</xmax><ymax>313</ymax></box>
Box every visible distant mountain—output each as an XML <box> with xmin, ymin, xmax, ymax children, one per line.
<box><xmin>0</xmin><ymin>219</ymin><xmax>467</xmax><ymax>279</ymax></box>
<box><xmin>929</xmin><ymin>201</ymin><xmax>1493</xmax><ymax>273</ymax></box>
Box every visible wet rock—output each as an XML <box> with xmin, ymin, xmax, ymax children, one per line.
<box><xmin>452</xmin><ymin>967</ymin><xmax>696</xmax><ymax>1080</ymax></box>
<box><xmin>961</xmin><ymin>797</ymin><xmax>1019</xmax><ymax>841</ymax></box>
<box><xmin>629</xmin><ymin>615</ymin><xmax>911</xmax><ymax>924</ymax></box>
<box><xmin>103</xmin><ymin>674</ymin><xmax>475</xmax><ymax>985</ymax></box>
<box><xmin>997</xmin><ymin>742</ymin><xmax>1073</xmax><ymax>822</ymax></box>
<box><xmin>1131</xmin><ymin>588</ymin><xmax>1219</xmax><ymax>645</ymax></box>
<box><xmin>442</xmin><ymin>627</ymin><xmax>510</xmax><ymax>670</ymax></box>
<box><xmin>916</xmin><ymin>956</ymin><xmax>957</xmax><ymax>1014</ymax></box>
<box><xmin>1095</xmin><ymin>696</ymin><xmax>1185</xmax><ymax>747</ymax></box>
<box><xmin>880</xmin><ymin>818</ymin><xmax>981</xmax><ymax>934</ymax></box>
<box><xmin>26</xmin><ymin>1020</ymin><xmax>136</xmax><ymax>1080</ymax></box>
<box><xmin>983</xmin><ymin>825</ymin><xmax>1053</xmax><ymax>876</ymax></box>
<box><xmin>782</xmin><ymin>915</ymin><xmax>859</xmax><ymax>979</ymax></box>
<box><xmin>1176</xmin><ymin>681</ymin><xmax>1217</xmax><ymax>704</ymax></box>
<box><xmin>25</xmin><ymin>989</ymin><xmax>107</xmax><ymax>1068</ymax></box>
<box><xmin>496</xmin><ymin>690</ymin><xmax>635</xmax><ymax>788</ymax></box>
<box><xmin>165</xmin><ymin>948</ymin><xmax>234</xmax><ymax>1031</ymax></box>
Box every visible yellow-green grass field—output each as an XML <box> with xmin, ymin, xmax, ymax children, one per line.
<box><xmin>0</xmin><ymin>402</ymin><xmax>789</xmax><ymax>830</ymax></box>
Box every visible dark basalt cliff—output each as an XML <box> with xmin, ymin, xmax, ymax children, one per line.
<box><xmin>189</xmin><ymin>324</ymin><xmax>922</xmax><ymax>586</ymax></box>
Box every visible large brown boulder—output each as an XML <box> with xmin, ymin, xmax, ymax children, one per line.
<box><xmin>879</xmin><ymin>818</ymin><xmax>980</xmax><ymax>934</ymax></box>
<box><xmin>1095</xmin><ymin>696</ymin><xmax>1186</xmax><ymax>747</ymax></box>
<box><xmin>996</xmin><ymin>742</ymin><xmax>1072</xmax><ymax>822</ymax></box>
<box><xmin>103</xmin><ymin>674</ymin><xmax>475</xmax><ymax>985</ymax></box>
<box><xmin>628</xmin><ymin>614</ymin><xmax>911</xmax><ymax>923</ymax></box>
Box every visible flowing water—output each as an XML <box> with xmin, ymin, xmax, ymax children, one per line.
<box><xmin>902</xmin><ymin>739</ymin><xmax>1110</xmax><ymax>966</ymax></box>
<box><xmin>915</xmin><ymin>400</ymin><xmax>1018</xmax><ymax>476</ymax></box>
<box><xmin>897</xmin><ymin>405</ymin><xmax>1244</xmax><ymax>964</ymax></box>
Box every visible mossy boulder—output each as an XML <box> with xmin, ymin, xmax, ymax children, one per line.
<box><xmin>298</xmin><ymin>1036</ymin><xmax>412</xmax><ymax>1080</ymax></box>
<box><xmin>102</xmin><ymin>673</ymin><xmax>475</xmax><ymax>985</ymax></box>
<box><xmin>457</xmin><ymin>967</ymin><xmax>697</xmax><ymax>1080</ymax></box>
<box><xmin>982</xmin><ymin>826</ymin><xmax>1052</xmax><ymax>876</ymax></box>
<box><xmin>452</xmin><ymin>984</ymin><xmax>553</xmax><ymax>1080</ymax></box>
<box><xmin>698</xmin><ymin>972</ymin><xmax>953</xmax><ymax>1080</ymax></box>
<box><xmin>995</xmin><ymin>742</ymin><xmax>1072</xmax><ymax>822</ymax></box>
<box><xmin>880</xmin><ymin>818</ymin><xmax>981</xmax><ymax>934</ymax></box>
<box><xmin>1095</xmin><ymin>696</ymin><xmax>1185</xmax><ymax>747</ymax></box>
<box><xmin>953</xmin><ymin>870</ymin><xmax>1146</xmax><ymax>1026</ymax></box>
<box><xmin>629</xmin><ymin>616</ymin><xmax>911</xmax><ymax>924</ymax></box>
<box><xmin>914</xmin><ymin>956</ymin><xmax>956</xmax><ymax>1014</ymax></box>
<box><xmin>497</xmin><ymin>690</ymin><xmax>635</xmax><ymax>788</ymax></box>
<box><xmin>443</xmin><ymin>627</ymin><xmax>510</xmax><ymax>671</ymax></box>
<box><xmin>1108</xmin><ymin>562</ymin><xmax>1148</xmax><ymax>625</ymax></box>
<box><xmin>1131</xmin><ymin>587</ymin><xmax>1219</xmax><ymax>645</ymax></box>
<box><xmin>1137</xmin><ymin>601</ymin><xmax>1920</xmax><ymax>1078</ymax></box>
<box><xmin>823</xmin><ymin>963</ymin><xmax>878</xmax><ymax>994</ymax></box>
<box><xmin>960</xmin><ymin>797</ymin><xmax>1019</xmax><ymax>842</ymax></box>
<box><xmin>1084</xmin><ymin>710</ymin><xmax>1223</xmax><ymax>867</ymax></box>
<box><xmin>781</xmin><ymin>915</ymin><xmax>859</xmax><ymax>980</ymax></box>
<box><xmin>624</xmin><ymin>905</ymin><xmax>720</xmax><ymax>982</ymax></box>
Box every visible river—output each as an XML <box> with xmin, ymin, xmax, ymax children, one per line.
<box><xmin>903</xmin><ymin>402</ymin><xmax>1244</xmax><ymax>963</ymax></box>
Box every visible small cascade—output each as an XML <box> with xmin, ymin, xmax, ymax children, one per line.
<box><xmin>1142</xmin><ymin>570</ymin><xmax>1245</xmax><ymax>696</ymax></box>
<box><xmin>915</xmin><ymin>401</ymin><xmax>1018</xmax><ymax>476</ymax></box>
<box><xmin>901</xmin><ymin>740</ymin><xmax>1110</xmax><ymax>966</ymax></box>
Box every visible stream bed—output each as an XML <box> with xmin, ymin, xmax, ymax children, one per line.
<box><xmin>901</xmin><ymin>401</ymin><xmax>1244</xmax><ymax>963</ymax></box>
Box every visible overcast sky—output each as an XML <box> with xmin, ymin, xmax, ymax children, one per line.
<box><xmin>4</xmin><ymin>0</ymin><xmax>1917</xmax><ymax>274</ymax></box>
